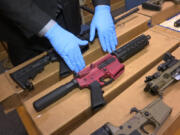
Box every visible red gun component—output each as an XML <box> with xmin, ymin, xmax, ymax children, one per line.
<box><xmin>77</xmin><ymin>54</ymin><xmax>125</xmax><ymax>88</ymax></box>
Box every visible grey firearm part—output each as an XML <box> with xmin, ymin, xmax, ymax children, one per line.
<box><xmin>91</xmin><ymin>98</ymin><xmax>172</xmax><ymax>135</ymax></box>
<box><xmin>144</xmin><ymin>53</ymin><xmax>180</xmax><ymax>96</ymax></box>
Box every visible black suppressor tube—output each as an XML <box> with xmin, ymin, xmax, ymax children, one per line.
<box><xmin>33</xmin><ymin>80</ymin><xmax>78</xmax><ymax>112</ymax></box>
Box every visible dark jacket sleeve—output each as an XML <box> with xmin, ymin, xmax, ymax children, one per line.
<box><xmin>0</xmin><ymin>0</ymin><xmax>52</xmax><ymax>38</ymax></box>
<box><xmin>92</xmin><ymin>0</ymin><xmax>110</xmax><ymax>7</ymax></box>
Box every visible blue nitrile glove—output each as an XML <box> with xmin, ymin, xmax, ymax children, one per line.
<box><xmin>90</xmin><ymin>5</ymin><xmax>118</xmax><ymax>53</ymax></box>
<box><xmin>45</xmin><ymin>23</ymin><xmax>88</xmax><ymax>73</ymax></box>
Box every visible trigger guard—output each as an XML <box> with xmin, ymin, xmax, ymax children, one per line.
<box><xmin>140</xmin><ymin>121</ymin><xmax>156</xmax><ymax>134</ymax></box>
<box><xmin>140</xmin><ymin>124</ymin><xmax>149</xmax><ymax>134</ymax></box>
<box><xmin>99</xmin><ymin>77</ymin><xmax>114</xmax><ymax>86</ymax></box>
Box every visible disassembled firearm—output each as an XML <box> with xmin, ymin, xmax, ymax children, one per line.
<box><xmin>91</xmin><ymin>99</ymin><xmax>172</xmax><ymax>135</ymax></box>
<box><xmin>33</xmin><ymin>34</ymin><xmax>151</xmax><ymax>112</ymax></box>
<box><xmin>144</xmin><ymin>53</ymin><xmax>180</xmax><ymax>96</ymax></box>
<box><xmin>10</xmin><ymin>50</ymin><xmax>66</xmax><ymax>90</ymax></box>
<box><xmin>10</xmin><ymin>7</ymin><xmax>139</xmax><ymax>91</ymax></box>
<box><xmin>142</xmin><ymin>0</ymin><xmax>180</xmax><ymax>11</ymax></box>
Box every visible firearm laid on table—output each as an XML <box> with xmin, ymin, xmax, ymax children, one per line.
<box><xmin>142</xmin><ymin>0</ymin><xmax>180</xmax><ymax>11</ymax></box>
<box><xmin>91</xmin><ymin>98</ymin><xmax>171</xmax><ymax>135</ymax></box>
<box><xmin>10</xmin><ymin>8</ymin><xmax>139</xmax><ymax>91</ymax></box>
<box><xmin>33</xmin><ymin>34</ymin><xmax>151</xmax><ymax>112</ymax></box>
<box><xmin>144</xmin><ymin>53</ymin><xmax>180</xmax><ymax>96</ymax></box>
<box><xmin>10</xmin><ymin>36</ymin><xmax>89</xmax><ymax>91</ymax></box>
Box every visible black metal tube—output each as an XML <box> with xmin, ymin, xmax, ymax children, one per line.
<box><xmin>112</xmin><ymin>34</ymin><xmax>151</xmax><ymax>62</ymax></box>
<box><xmin>114</xmin><ymin>8</ymin><xmax>139</xmax><ymax>24</ymax></box>
<box><xmin>33</xmin><ymin>79</ymin><xmax>78</xmax><ymax>112</ymax></box>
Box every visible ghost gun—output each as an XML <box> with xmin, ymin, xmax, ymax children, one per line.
<box><xmin>10</xmin><ymin>46</ymin><xmax>88</xmax><ymax>90</ymax></box>
<box><xmin>91</xmin><ymin>98</ymin><xmax>171</xmax><ymax>135</ymax></box>
<box><xmin>33</xmin><ymin>34</ymin><xmax>151</xmax><ymax>112</ymax></box>
<box><xmin>144</xmin><ymin>53</ymin><xmax>180</xmax><ymax>96</ymax></box>
<box><xmin>142</xmin><ymin>0</ymin><xmax>180</xmax><ymax>11</ymax></box>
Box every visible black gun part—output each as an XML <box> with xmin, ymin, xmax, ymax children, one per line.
<box><xmin>113</xmin><ymin>8</ymin><xmax>139</xmax><ymax>24</ymax></box>
<box><xmin>142</xmin><ymin>0</ymin><xmax>180</xmax><ymax>11</ymax></box>
<box><xmin>174</xmin><ymin>19</ymin><xmax>180</xmax><ymax>27</ymax></box>
<box><xmin>10</xmin><ymin>50</ymin><xmax>58</xmax><ymax>90</ymax></box>
<box><xmin>33</xmin><ymin>79</ymin><xmax>78</xmax><ymax>112</ymax></box>
<box><xmin>112</xmin><ymin>34</ymin><xmax>151</xmax><ymax>62</ymax></box>
<box><xmin>10</xmin><ymin>46</ymin><xmax>88</xmax><ymax>90</ymax></box>
<box><xmin>142</xmin><ymin>0</ymin><xmax>162</xmax><ymax>11</ymax></box>
<box><xmin>144</xmin><ymin>53</ymin><xmax>180</xmax><ymax>96</ymax></box>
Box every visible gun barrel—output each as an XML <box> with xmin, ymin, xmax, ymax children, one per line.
<box><xmin>114</xmin><ymin>8</ymin><xmax>139</xmax><ymax>24</ymax></box>
<box><xmin>112</xmin><ymin>34</ymin><xmax>150</xmax><ymax>63</ymax></box>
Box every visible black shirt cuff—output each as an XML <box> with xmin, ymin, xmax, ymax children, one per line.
<box><xmin>92</xmin><ymin>0</ymin><xmax>110</xmax><ymax>7</ymax></box>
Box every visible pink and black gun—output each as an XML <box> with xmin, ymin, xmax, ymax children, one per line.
<box><xmin>33</xmin><ymin>34</ymin><xmax>151</xmax><ymax>112</ymax></box>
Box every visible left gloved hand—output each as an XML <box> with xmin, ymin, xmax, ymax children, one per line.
<box><xmin>90</xmin><ymin>5</ymin><xmax>118</xmax><ymax>53</ymax></box>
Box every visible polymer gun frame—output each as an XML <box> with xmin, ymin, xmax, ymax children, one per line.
<box><xmin>144</xmin><ymin>53</ymin><xmax>180</xmax><ymax>96</ymax></box>
<box><xmin>91</xmin><ymin>99</ymin><xmax>172</xmax><ymax>135</ymax></box>
<box><xmin>142</xmin><ymin>0</ymin><xmax>180</xmax><ymax>11</ymax></box>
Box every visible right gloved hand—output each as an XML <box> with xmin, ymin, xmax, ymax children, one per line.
<box><xmin>45</xmin><ymin>23</ymin><xmax>88</xmax><ymax>73</ymax></box>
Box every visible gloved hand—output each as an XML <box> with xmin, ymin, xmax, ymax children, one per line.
<box><xmin>45</xmin><ymin>23</ymin><xmax>88</xmax><ymax>73</ymax></box>
<box><xmin>90</xmin><ymin>5</ymin><xmax>118</xmax><ymax>53</ymax></box>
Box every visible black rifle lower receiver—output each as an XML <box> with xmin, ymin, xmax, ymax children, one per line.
<box><xmin>142</xmin><ymin>0</ymin><xmax>180</xmax><ymax>11</ymax></box>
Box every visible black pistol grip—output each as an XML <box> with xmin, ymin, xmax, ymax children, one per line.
<box><xmin>91</xmin><ymin>124</ymin><xmax>112</xmax><ymax>135</ymax></box>
<box><xmin>59</xmin><ymin>58</ymin><xmax>71</xmax><ymax>78</ymax></box>
<box><xmin>90</xmin><ymin>81</ymin><xmax>106</xmax><ymax>110</ymax></box>
<box><xmin>33</xmin><ymin>80</ymin><xmax>77</xmax><ymax>112</ymax></box>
